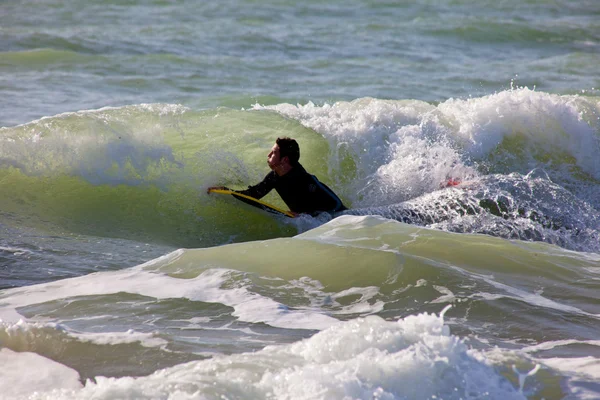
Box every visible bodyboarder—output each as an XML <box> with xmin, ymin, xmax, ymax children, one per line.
<box><xmin>208</xmin><ymin>137</ymin><xmax>346</xmax><ymax>216</ymax></box>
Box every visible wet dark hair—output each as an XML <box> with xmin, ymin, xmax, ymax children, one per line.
<box><xmin>276</xmin><ymin>137</ymin><xmax>300</xmax><ymax>166</ymax></box>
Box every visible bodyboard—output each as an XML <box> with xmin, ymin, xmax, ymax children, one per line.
<box><xmin>208</xmin><ymin>188</ymin><xmax>295</xmax><ymax>218</ymax></box>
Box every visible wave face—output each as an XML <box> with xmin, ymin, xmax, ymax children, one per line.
<box><xmin>2</xmin><ymin>89</ymin><xmax>599</xmax><ymax>251</ymax></box>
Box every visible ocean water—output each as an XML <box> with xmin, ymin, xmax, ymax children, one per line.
<box><xmin>1</xmin><ymin>0</ymin><xmax>600</xmax><ymax>399</ymax></box>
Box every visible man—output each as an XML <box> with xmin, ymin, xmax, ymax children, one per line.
<box><xmin>208</xmin><ymin>137</ymin><xmax>346</xmax><ymax>216</ymax></box>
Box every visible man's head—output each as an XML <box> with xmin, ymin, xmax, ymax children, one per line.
<box><xmin>276</xmin><ymin>137</ymin><xmax>300</xmax><ymax>165</ymax></box>
<box><xmin>268</xmin><ymin>137</ymin><xmax>300</xmax><ymax>174</ymax></box>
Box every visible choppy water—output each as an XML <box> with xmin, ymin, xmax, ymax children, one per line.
<box><xmin>1</xmin><ymin>1</ymin><xmax>600</xmax><ymax>399</ymax></box>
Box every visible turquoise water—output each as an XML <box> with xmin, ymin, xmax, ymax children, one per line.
<box><xmin>1</xmin><ymin>1</ymin><xmax>600</xmax><ymax>399</ymax></box>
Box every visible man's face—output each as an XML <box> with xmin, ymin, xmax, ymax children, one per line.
<box><xmin>267</xmin><ymin>144</ymin><xmax>282</xmax><ymax>169</ymax></box>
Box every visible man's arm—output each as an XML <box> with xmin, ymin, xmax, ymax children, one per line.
<box><xmin>207</xmin><ymin>171</ymin><xmax>276</xmax><ymax>198</ymax></box>
<box><xmin>237</xmin><ymin>171</ymin><xmax>277</xmax><ymax>200</ymax></box>
<box><xmin>207</xmin><ymin>186</ymin><xmax>229</xmax><ymax>193</ymax></box>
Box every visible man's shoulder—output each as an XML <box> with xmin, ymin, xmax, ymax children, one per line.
<box><xmin>289</xmin><ymin>163</ymin><xmax>310</xmax><ymax>177</ymax></box>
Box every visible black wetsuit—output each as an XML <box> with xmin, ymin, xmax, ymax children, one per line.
<box><xmin>236</xmin><ymin>163</ymin><xmax>346</xmax><ymax>215</ymax></box>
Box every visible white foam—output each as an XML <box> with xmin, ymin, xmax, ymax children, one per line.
<box><xmin>1</xmin><ymin>318</ymin><xmax>168</xmax><ymax>350</ymax></box>
<box><xmin>0</xmin><ymin>348</ymin><xmax>81</xmax><ymax>399</ymax></box>
<box><xmin>331</xmin><ymin>286</ymin><xmax>384</xmax><ymax>314</ymax></box>
<box><xmin>17</xmin><ymin>103</ymin><xmax>188</xmax><ymax>128</ymax></box>
<box><xmin>521</xmin><ymin>339</ymin><xmax>600</xmax><ymax>353</ymax></box>
<box><xmin>540</xmin><ymin>356</ymin><xmax>600</xmax><ymax>380</ymax></box>
<box><xmin>255</xmin><ymin>98</ymin><xmax>478</xmax><ymax>206</ymax></box>
<box><xmin>0</xmin><ymin>246</ymin><xmax>32</xmax><ymax>256</ymax></box>
<box><xmin>453</xmin><ymin>265</ymin><xmax>600</xmax><ymax>318</ymax></box>
<box><xmin>430</xmin><ymin>285</ymin><xmax>456</xmax><ymax>304</ymax></box>
<box><xmin>439</xmin><ymin>89</ymin><xmax>600</xmax><ymax>177</ymax></box>
<box><xmin>0</xmin><ymin>249</ymin><xmax>337</xmax><ymax>331</ymax></box>
<box><xmin>538</xmin><ymin>357</ymin><xmax>600</xmax><ymax>400</ymax></box>
<box><xmin>70</xmin><ymin>330</ymin><xmax>168</xmax><ymax>348</ymax></box>
<box><xmin>283</xmin><ymin>275</ymin><xmax>385</xmax><ymax>316</ymax></box>
<box><xmin>24</xmin><ymin>308</ymin><xmax>528</xmax><ymax>400</ymax></box>
<box><xmin>256</xmin><ymin>90</ymin><xmax>600</xmax><ymax>209</ymax></box>
<box><xmin>2</xmin><ymin>104</ymin><xmax>187</xmax><ymax>185</ymax></box>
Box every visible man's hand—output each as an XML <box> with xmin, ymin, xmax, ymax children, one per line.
<box><xmin>207</xmin><ymin>186</ymin><xmax>228</xmax><ymax>194</ymax></box>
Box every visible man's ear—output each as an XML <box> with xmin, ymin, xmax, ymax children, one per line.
<box><xmin>281</xmin><ymin>155</ymin><xmax>290</xmax><ymax>166</ymax></box>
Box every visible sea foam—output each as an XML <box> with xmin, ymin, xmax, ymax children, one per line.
<box><xmin>20</xmin><ymin>306</ymin><xmax>531</xmax><ymax>400</ymax></box>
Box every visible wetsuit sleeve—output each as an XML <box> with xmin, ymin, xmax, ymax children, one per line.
<box><xmin>236</xmin><ymin>171</ymin><xmax>277</xmax><ymax>199</ymax></box>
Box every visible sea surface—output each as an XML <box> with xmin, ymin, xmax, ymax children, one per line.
<box><xmin>1</xmin><ymin>1</ymin><xmax>600</xmax><ymax>399</ymax></box>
